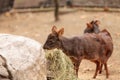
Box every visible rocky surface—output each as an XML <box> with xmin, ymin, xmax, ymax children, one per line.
<box><xmin>0</xmin><ymin>34</ymin><xmax>46</xmax><ymax>80</ymax></box>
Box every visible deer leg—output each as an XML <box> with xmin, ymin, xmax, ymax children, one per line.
<box><xmin>73</xmin><ymin>63</ymin><xmax>77</xmax><ymax>75</ymax></box>
<box><xmin>70</xmin><ymin>57</ymin><xmax>81</xmax><ymax>77</ymax></box>
<box><xmin>74</xmin><ymin>61</ymin><xmax>80</xmax><ymax>76</ymax></box>
<box><xmin>99</xmin><ymin>64</ymin><xmax>103</xmax><ymax>74</ymax></box>
<box><xmin>104</xmin><ymin>63</ymin><xmax>109</xmax><ymax>78</ymax></box>
<box><xmin>93</xmin><ymin>61</ymin><xmax>100</xmax><ymax>79</ymax></box>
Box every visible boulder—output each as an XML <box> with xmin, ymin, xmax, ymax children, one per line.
<box><xmin>0</xmin><ymin>55</ymin><xmax>10</xmax><ymax>80</ymax></box>
<box><xmin>0</xmin><ymin>34</ymin><xmax>46</xmax><ymax>80</ymax></box>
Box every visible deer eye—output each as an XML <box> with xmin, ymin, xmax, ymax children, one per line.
<box><xmin>48</xmin><ymin>40</ymin><xmax>55</xmax><ymax>45</ymax></box>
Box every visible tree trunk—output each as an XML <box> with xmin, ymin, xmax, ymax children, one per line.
<box><xmin>54</xmin><ymin>0</ymin><xmax>59</xmax><ymax>21</ymax></box>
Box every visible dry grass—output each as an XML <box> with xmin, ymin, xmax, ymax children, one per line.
<box><xmin>46</xmin><ymin>49</ymin><xmax>78</xmax><ymax>80</ymax></box>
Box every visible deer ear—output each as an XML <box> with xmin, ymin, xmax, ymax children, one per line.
<box><xmin>58</xmin><ymin>28</ymin><xmax>64</xmax><ymax>36</ymax></box>
<box><xmin>90</xmin><ymin>20</ymin><xmax>94</xmax><ymax>24</ymax></box>
<box><xmin>95</xmin><ymin>20</ymin><xmax>100</xmax><ymax>26</ymax></box>
<box><xmin>52</xmin><ymin>26</ymin><xmax>57</xmax><ymax>33</ymax></box>
<box><xmin>86</xmin><ymin>23</ymin><xmax>92</xmax><ymax>28</ymax></box>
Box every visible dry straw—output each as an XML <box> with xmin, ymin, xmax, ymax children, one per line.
<box><xmin>45</xmin><ymin>49</ymin><xmax>78</xmax><ymax>80</ymax></box>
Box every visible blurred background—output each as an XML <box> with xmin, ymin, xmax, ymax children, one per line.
<box><xmin>0</xmin><ymin>0</ymin><xmax>120</xmax><ymax>80</ymax></box>
<box><xmin>0</xmin><ymin>0</ymin><xmax>120</xmax><ymax>10</ymax></box>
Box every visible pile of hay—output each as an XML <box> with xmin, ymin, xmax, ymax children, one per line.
<box><xmin>45</xmin><ymin>49</ymin><xmax>78</xmax><ymax>80</ymax></box>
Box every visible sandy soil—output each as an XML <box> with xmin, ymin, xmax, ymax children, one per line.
<box><xmin>0</xmin><ymin>10</ymin><xmax>120</xmax><ymax>80</ymax></box>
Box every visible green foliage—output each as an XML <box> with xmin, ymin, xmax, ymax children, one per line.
<box><xmin>46</xmin><ymin>49</ymin><xmax>78</xmax><ymax>80</ymax></box>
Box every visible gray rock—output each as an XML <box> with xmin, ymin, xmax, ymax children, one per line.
<box><xmin>0</xmin><ymin>55</ymin><xmax>9</xmax><ymax>79</ymax></box>
<box><xmin>0</xmin><ymin>34</ymin><xmax>46</xmax><ymax>80</ymax></box>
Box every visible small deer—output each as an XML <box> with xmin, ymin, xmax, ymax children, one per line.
<box><xmin>43</xmin><ymin>26</ymin><xmax>110</xmax><ymax>78</ymax></box>
<box><xmin>84</xmin><ymin>20</ymin><xmax>113</xmax><ymax>74</ymax></box>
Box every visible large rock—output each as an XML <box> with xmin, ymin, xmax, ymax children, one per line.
<box><xmin>0</xmin><ymin>34</ymin><xmax>46</xmax><ymax>80</ymax></box>
<box><xmin>0</xmin><ymin>55</ymin><xmax>10</xmax><ymax>80</ymax></box>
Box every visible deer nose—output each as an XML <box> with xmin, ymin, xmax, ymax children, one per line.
<box><xmin>43</xmin><ymin>45</ymin><xmax>46</xmax><ymax>49</ymax></box>
<box><xmin>43</xmin><ymin>44</ymin><xmax>48</xmax><ymax>49</ymax></box>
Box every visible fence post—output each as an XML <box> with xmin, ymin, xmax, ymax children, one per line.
<box><xmin>54</xmin><ymin>0</ymin><xmax>59</xmax><ymax>21</ymax></box>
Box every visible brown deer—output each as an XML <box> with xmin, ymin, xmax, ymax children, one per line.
<box><xmin>43</xmin><ymin>26</ymin><xmax>111</xmax><ymax>78</ymax></box>
<box><xmin>84</xmin><ymin>20</ymin><xmax>113</xmax><ymax>74</ymax></box>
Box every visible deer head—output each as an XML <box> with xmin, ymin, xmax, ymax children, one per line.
<box><xmin>43</xmin><ymin>26</ymin><xmax>64</xmax><ymax>50</ymax></box>
<box><xmin>84</xmin><ymin>20</ymin><xmax>100</xmax><ymax>33</ymax></box>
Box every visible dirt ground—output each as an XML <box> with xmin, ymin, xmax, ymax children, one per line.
<box><xmin>0</xmin><ymin>10</ymin><xmax>120</xmax><ymax>80</ymax></box>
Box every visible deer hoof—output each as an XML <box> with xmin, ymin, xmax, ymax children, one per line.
<box><xmin>93</xmin><ymin>76</ymin><xmax>96</xmax><ymax>79</ymax></box>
